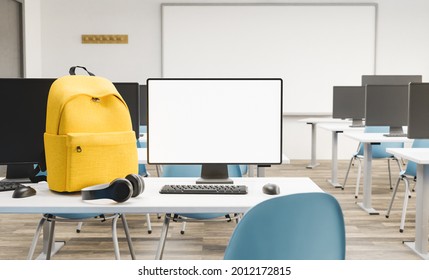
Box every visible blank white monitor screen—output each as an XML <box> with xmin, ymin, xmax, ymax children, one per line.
<box><xmin>408</xmin><ymin>83</ymin><xmax>429</xmax><ymax>139</ymax></box>
<box><xmin>147</xmin><ymin>79</ymin><xmax>282</xmax><ymax>165</ymax></box>
<box><xmin>365</xmin><ymin>85</ymin><xmax>408</xmax><ymax>135</ymax></box>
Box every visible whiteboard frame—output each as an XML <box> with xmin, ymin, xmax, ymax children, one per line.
<box><xmin>161</xmin><ymin>3</ymin><xmax>378</xmax><ymax>115</ymax></box>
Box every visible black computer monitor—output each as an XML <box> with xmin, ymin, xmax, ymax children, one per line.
<box><xmin>362</xmin><ymin>75</ymin><xmax>422</xmax><ymax>86</ymax></box>
<box><xmin>147</xmin><ymin>78</ymin><xmax>283</xmax><ymax>184</ymax></box>
<box><xmin>332</xmin><ymin>86</ymin><xmax>366</xmax><ymax>127</ymax></box>
<box><xmin>365</xmin><ymin>84</ymin><xmax>409</xmax><ymax>137</ymax></box>
<box><xmin>113</xmin><ymin>82</ymin><xmax>140</xmax><ymax>140</ymax></box>
<box><xmin>408</xmin><ymin>83</ymin><xmax>429</xmax><ymax>139</ymax></box>
<box><xmin>139</xmin><ymin>85</ymin><xmax>147</xmax><ymax>127</ymax></box>
<box><xmin>0</xmin><ymin>78</ymin><xmax>55</xmax><ymax>182</ymax></box>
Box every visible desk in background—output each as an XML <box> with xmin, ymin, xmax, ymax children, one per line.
<box><xmin>343</xmin><ymin>131</ymin><xmax>411</xmax><ymax>215</ymax></box>
<box><xmin>0</xmin><ymin>177</ymin><xmax>323</xmax><ymax>259</ymax></box>
<box><xmin>319</xmin><ymin>123</ymin><xmax>364</xmax><ymax>188</ymax></box>
<box><xmin>248</xmin><ymin>153</ymin><xmax>291</xmax><ymax>177</ymax></box>
<box><xmin>386</xmin><ymin>148</ymin><xmax>429</xmax><ymax>260</ymax></box>
<box><xmin>299</xmin><ymin>118</ymin><xmax>349</xmax><ymax>169</ymax></box>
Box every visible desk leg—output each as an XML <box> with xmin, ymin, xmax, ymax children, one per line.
<box><xmin>248</xmin><ymin>165</ymin><xmax>255</xmax><ymax>177</ymax></box>
<box><xmin>306</xmin><ymin>123</ymin><xmax>320</xmax><ymax>169</ymax></box>
<box><xmin>327</xmin><ymin>131</ymin><xmax>342</xmax><ymax>188</ymax></box>
<box><xmin>357</xmin><ymin>143</ymin><xmax>379</xmax><ymax>215</ymax></box>
<box><xmin>257</xmin><ymin>166</ymin><xmax>265</xmax><ymax>177</ymax></box>
<box><xmin>35</xmin><ymin>221</ymin><xmax>65</xmax><ymax>260</ymax></box>
<box><xmin>155</xmin><ymin>214</ymin><xmax>171</xmax><ymax>260</ymax></box>
<box><xmin>404</xmin><ymin>164</ymin><xmax>429</xmax><ymax>259</ymax></box>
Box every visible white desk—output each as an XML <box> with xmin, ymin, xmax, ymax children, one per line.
<box><xmin>139</xmin><ymin>133</ymin><xmax>147</xmax><ymax>142</ymax></box>
<box><xmin>0</xmin><ymin>177</ymin><xmax>322</xmax><ymax>259</ymax></box>
<box><xmin>318</xmin><ymin>123</ymin><xmax>364</xmax><ymax>188</ymax></box>
<box><xmin>386</xmin><ymin>148</ymin><xmax>429</xmax><ymax>259</ymax></box>
<box><xmin>343</xmin><ymin>131</ymin><xmax>411</xmax><ymax>214</ymax></box>
<box><xmin>299</xmin><ymin>118</ymin><xmax>349</xmax><ymax>169</ymax></box>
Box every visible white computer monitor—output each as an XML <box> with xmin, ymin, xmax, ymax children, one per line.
<box><xmin>365</xmin><ymin>84</ymin><xmax>409</xmax><ymax>137</ymax></box>
<box><xmin>147</xmin><ymin>78</ymin><xmax>283</xmax><ymax>183</ymax></box>
<box><xmin>408</xmin><ymin>82</ymin><xmax>429</xmax><ymax>139</ymax></box>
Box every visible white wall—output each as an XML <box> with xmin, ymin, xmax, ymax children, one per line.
<box><xmin>22</xmin><ymin>0</ymin><xmax>429</xmax><ymax>159</ymax></box>
<box><xmin>22</xmin><ymin>0</ymin><xmax>42</xmax><ymax>77</ymax></box>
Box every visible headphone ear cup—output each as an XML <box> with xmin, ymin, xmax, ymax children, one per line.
<box><xmin>109</xmin><ymin>178</ymin><xmax>134</xmax><ymax>202</ymax></box>
<box><xmin>125</xmin><ymin>174</ymin><xmax>145</xmax><ymax>197</ymax></box>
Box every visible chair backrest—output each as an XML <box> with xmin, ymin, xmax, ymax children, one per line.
<box><xmin>161</xmin><ymin>164</ymin><xmax>242</xmax><ymax>177</ymax></box>
<box><xmin>404</xmin><ymin>139</ymin><xmax>429</xmax><ymax>177</ymax></box>
<box><xmin>357</xmin><ymin>126</ymin><xmax>404</xmax><ymax>158</ymax></box>
<box><xmin>223</xmin><ymin>192</ymin><xmax>346</xmax><ymax>260</ymax></box>
<box><xmin>136</xmin><ymin>140</ymin><xmax>148</xmax><ymax>176</ymax></box>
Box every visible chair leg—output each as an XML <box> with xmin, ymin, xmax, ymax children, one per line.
<box><xmin>76</xmin><ymin>222</ymin><xmax>83</xmax><ymax>233</ymax></box>
<box><xmin>399</xmin><ymin>178</ymin><xmax>411</xmax><ymax>233</ymax></box>
<box><xmin>180</xmin><ymin>220</ymin><xmax>187</xmax><ymax>235</ymax></box>
<box><xmin>120</xmin><ymin>214</ymin><xmax>136</xmax><ymax>260</ymax></box>
<box><xmin>342</xmin><ymin>156</ymin><xmax>356</xmax><ymax>190</ymax></box>
<box><xmin>155</xmin><ymin>214</ymin><xmax>172</xmax><ymax>260</ymax></box>
<box><xmin>27</xmin><ymin>217</ymin><xmax>46</xmax><ymax>260</ymax></box>
<box><xmin>355</xmin><ymin>158</ymin><xmax>362</xmax><ymax>199</ymax></box>
<box><xmin>388</xmin><ymin>159</ymin><xmax>392</xmax><ymax>190</ymax></box>
<box><xmin>234</xmin><ymin>213</ymin><xmax>241</xmax><ymax>223</ymax></box>
<box><xmin>386</xmin><ymin>176</ymin><xmax>402</xmax><ymax>218</ymax></box>
<box><xmin>395</xmin><ymin>157</ymin><xmax>402</xmax><ymax>171</ymax></box>
<box><xmin>146</xmin><ymin>213</ymin><xmax>152</xmax><ymax>234</ymax></box>
<box><xmin>111</xmin><ymin>215</ymin><xmax>121</xmax><ymax>260</ymax></box>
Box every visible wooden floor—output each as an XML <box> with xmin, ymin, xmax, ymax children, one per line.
<box><xmin>0</xmin><ymin>160</ymin><xmax>423</xmax><ymax>260</ymax></box>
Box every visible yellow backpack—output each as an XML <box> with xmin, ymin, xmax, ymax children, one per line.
<box><xmin>44</xmin><ymin>66</ymin><xmax>138</xmax><ymax>192</ymax></box>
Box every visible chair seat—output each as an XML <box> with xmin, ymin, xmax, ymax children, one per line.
<box><xmin>176</xmin><ymin>213</ymin><xmax>229</xmax><ymax>220</ymax></box>
<box><xmin>50</xmin><ymin>213</ymin><xmax>103</xmax><ymax>220</ymax></box>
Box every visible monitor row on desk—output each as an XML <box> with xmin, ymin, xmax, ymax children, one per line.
<box><xmin>332</xmin><ymin>74</ymin><xmax>429</xmax><ymax>138</ymax></box>
<box><xmin>0</xmin><ymin>78</ymin><xmax>284</xmax><ymax>184</ymax></box>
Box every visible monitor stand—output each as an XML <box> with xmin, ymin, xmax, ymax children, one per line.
<box><xmin>1</xmin><ymin>164</ymin><xmax>33</xmax><ymax>183</ymax></box>
<box><xmin>349</xmin><ymin>118</ymin><xmax>365</xmax><ymax>127</ymax></box>
<box><xmin>383</xmin><ymin>126</ymin><xmax>407</xmax><ymax>137</ymax></box>
<box><xmin>196</xmin><ymin>164</ymin><xmax>234</xmax><ymax>184</ymax></box>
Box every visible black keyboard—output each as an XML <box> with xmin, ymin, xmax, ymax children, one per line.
<box><xmin>0</xmin><ymin>181</ymin><xmax>24</xmax><ymax>192</ymax></box>
<box><xmin>160</xmin><ymin>184</ymin><xmax>248</xmax><ymax>194</ymax></box>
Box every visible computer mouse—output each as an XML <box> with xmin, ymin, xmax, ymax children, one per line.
<box><xmin>12</xmin><ymin>185</ymin><xmax>37</xmax><ymax>198</ymax></box>
<box><xmin>262</xmin><ymin>183</ymin><xmax>280</xmax><ymax>195</ymax></box>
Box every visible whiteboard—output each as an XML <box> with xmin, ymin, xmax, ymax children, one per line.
<box><xmin>161</xmin><ymin>4</ymin><xmax>377</xmax><ymax>114</ymax></box>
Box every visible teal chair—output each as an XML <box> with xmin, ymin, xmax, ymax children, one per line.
<box><xmin>161</xmin><ymin>164</ymin><xmax>242</xmax><ymax>234</ymax></box>
<box><xmin>224</xmin><ymin>192</ymin><xmax>346</xmax><ymax>260</ymax></box>
<box><xmin>27</xmin><ymin>167</ymin><xmax>135</xmax><ymax>260</ymax></box>
<box><xmin>343</xmin><ymin>126</ymin><xmax>403</xmax><ymax>198</ymax></box>
<box><xmin>27</xmin><ymin>138</ymin><xmax>146</xmax><ymax>259</ymax></box>
<box><xmin>27</xmin><ymin>213</ymin><xmax>135</xmax><ymax>260</ymax></box>
<box><xmin>386</xmin><ymin>139</ymin><xmax>429</xmax><ymax>232</ymax></box>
